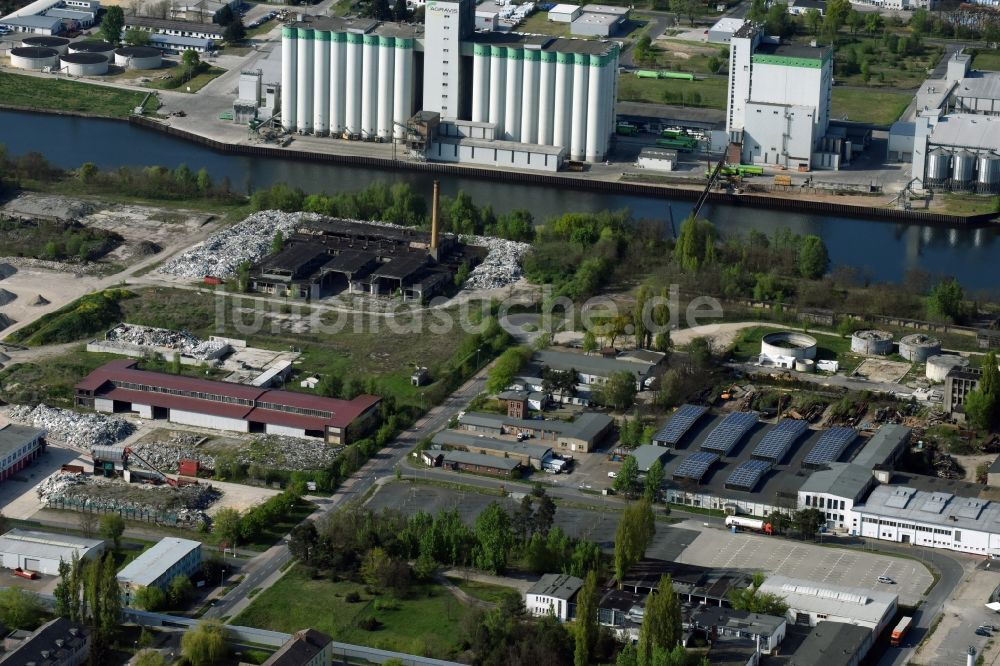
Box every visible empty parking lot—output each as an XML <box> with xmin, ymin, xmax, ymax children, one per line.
<box><xmin>674</xmin><ymin>524</ymin><xmax>932</xmax><ymax>606</ymax></box>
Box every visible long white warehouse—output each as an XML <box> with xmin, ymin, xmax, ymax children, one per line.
<box><xmin>280</xmin><ymin>3</ymin><xmax>619</xmax><ymax>163</ymax></box>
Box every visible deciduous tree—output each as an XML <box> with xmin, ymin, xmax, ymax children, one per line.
<box><xmin>100</xmin><ymin>514</ymin><xmax>125</xmax><ymax>552</ymax></box>
<box><xmin>181</xmin><ymin>619</ymin><xmax>227</xmax><ymax>666</ymax></box>
<box><xmin>101</xmin><ymin>6</ymin><xmax>125</xmax><ymax>45</ymax></box>
<box><xmin>574</xmin><ymin>570</ymin><xmax>598</xmax><ymax>666</ymax></box>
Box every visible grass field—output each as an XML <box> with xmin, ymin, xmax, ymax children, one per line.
<box><xmin>516</xmin><ymin>12</ymin><xmax>572</xmax><ymax>38</ymax></box>
<box><xmin>234</xmin><ymin>565</ymin><xmax>473</xmax><ymax>659</ymax></box>
<box><xmin>830</xmin><ymin>88</ymin><xmax>910</xmax><ymax>126</ymax></box>
<box><xmin>939</xmin><ymin>192</ymin><xmax>1000</xmax><ymax>217</ymax></box>
<box><xmin>0</xmin><ymin>72</ymin><xmax>150</xmax><ymax>118</ymax></box>
<box><xmin>148</xmin><ymin>66</ymin><xmax>226</xmax><ymax>94</ymax></box>
<box><xmin>617</xmin><ymin>72</ymin><xmax>727</xmax><ymax>108</ymax></box>
<box><xmin>447</xmin><ymin>577</ymin><xmax>520</xmax><ymax>605</ymax></box>
<box><xmin>972</xmin><ymin>49</ymin><xmax>1000</xmax><ymax>72</ymax></box>
<box><xmin>0</xmin><ymin>348</ymin><xmax>122</xmax><ymax>408</ymax></box>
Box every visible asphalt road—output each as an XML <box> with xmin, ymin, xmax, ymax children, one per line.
<box><xmin>203</xmin><ymin>366</ymin><xmax>490</xmax><ymax>621</ymax></box>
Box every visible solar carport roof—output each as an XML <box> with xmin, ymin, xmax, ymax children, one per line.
<box><xmin>653</xmin><ymin>404</ymin><xmax>708</xmax><ymax>446</ymax></box>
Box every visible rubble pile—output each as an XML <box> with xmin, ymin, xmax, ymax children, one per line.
<box><xmin>36</xmin><ymin>472</ymin><xmax>220</xmax><ymax>528</ymax></box>
<box><xmin>238</xmin><ymin>435</ymin><xmax>343</xmax><ymax>471</ymax></box>
<box><xmin>158</xmin><ymin>211</ymin><xmax>317</xmax><ymax>278</ymax></box>
<box><xmin>461</xmin><ymin>234</ymin><xmax>531</xmax><ymax>290</ymax></box>
<box><xmin>131</xmin><ymin>433</ymin><xmax>214</xmax><ymax>473</ymax></box>
<box><xmin>104</xmin><ymin>323</ymin><xmax>228</xmax><ymax>360</ymax></box>
<box><xmin>8</xmin><ymin>404</ymin><xmax>134</xmax><ymax>449</ymax></box>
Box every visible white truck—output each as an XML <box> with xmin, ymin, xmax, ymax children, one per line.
<box><xmin>725</xmin><ymin>515</ymin><xmax>773</xmax><ymax>535</ymax></box>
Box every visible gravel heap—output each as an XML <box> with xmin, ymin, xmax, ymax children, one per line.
<box><xmin>104</xmin><ymin>323</ymin><xmax>228</xmax><ymax>360</ymax></box>
<box><xmin>36</xmin><ymin>472</ymin><xmax>219</xmax><ymax>528</ymax></box>
<box><xmin>157</xmin><ymin>210</ymin><xmax>317</xmax><ymax>279</ymax></box>
<box><xmin>130</xmin><ymin>433</ymin><xmax>213</xmax><ymax>473</ymax></box>
<box><xmin>133</xmin><ymin>433</ymin><xmax>341</xmax><ymax>472</ymax></box>
<box><xmin>8</xmin><ymin>404</ymin><xmax>134</xmax><ymax>449</ymax></box>
<box><xmin>460</xmin><ymin>234</ymin><xmax>531</xmax><ymax>290</ymax></box>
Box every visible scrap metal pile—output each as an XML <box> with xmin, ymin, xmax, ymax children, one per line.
<box><xmin>460</xmin><ymin>233</ymin><xmax>531</xmax><ymax>290</ymax></box>
<box><xmin>8</xmin><ymin>404</ymin><xmax>134</xmax><ymax>449</ymax></box>
<box><xmin>132</xmin><ymin>433</ymin><xmax>342</xmax><ymax>472</ymax></box>
<box><xmin>104</xmin><ymin>323</ymin><xmax>227</xmax><ymax>359</ymax></box>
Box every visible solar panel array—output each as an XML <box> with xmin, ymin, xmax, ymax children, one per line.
<box><xmin>753</xmin><ymin>419</ymin><xmax>809</xmax><ymax>463</ymax></box>
<box><xmin>653</xmin><ymin>404</ymin><xmax>708</xmax><ymax>447</ymax></box>
<box><xmin>701</xmin><ymin>411</ymin><xmax>759</xmax><ymax>456</ymax></box>
<box><xmin>725</xmin><ymin>459</ymin><xmax>772</xmax><ymax>491</ymax></box>
<box><xmin>802</xmin><ymin>427</ymin><xmax>857</xmax><ymax>468</ymax></box>
<box><xmin>673</xmin><ymin>451</ymin><xmax>720</xmax><ymax>481</ymax></box>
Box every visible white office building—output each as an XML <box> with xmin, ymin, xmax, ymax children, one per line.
<box><xmin>279</xmin><ymin>0</ymin><xmax>620</xmax><ymax>163</ymax></box>
<box><xmin>726</xmin><ymin>22</ymin><xmax>840</xmax><ymax>170</ymax></box>
<box><xmin>525</xmin><ymin>573</ymin><xmax>583</xmax><ymax>621</ymax></box>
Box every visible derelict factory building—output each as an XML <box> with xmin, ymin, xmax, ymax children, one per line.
<box><xmin>280</xmin><ymin>0</ymin><xmax>620</xmax><ymax>163</ymax></box>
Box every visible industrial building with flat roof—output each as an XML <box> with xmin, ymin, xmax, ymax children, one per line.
<box><xmin>757</xmin><ymin>575</ymin><xmax>898</xmax><ymax>634</ymax></box>
<box><xmin>0</xmin><ymin>422</ymin><xmax>46</xmax><ymax>482</ymax></box>
<box><xmin>442</xmin><ymin>450</ymin><xmax>521</xmax><ymax>477</ymax></box>
<box><xmin>532</xmin><ymin>349</ymin><xmax>660</xmax><ymax>390</ymax></box>
<box><xmin>76</xmin><ymin>359</ymin><xmax>381</xmax><ymax>445</ymax></box>
<box><xmin>1</xmin><ymin>618</ymin><xmax>89</xmax><ymax>666</ymax></box>
<box><xmin>279</xmin><ymin>0</ymin><xmax>620</xmax><ymax>164</ymax></box>
<box><xmin>117</xmin><ymin>537</ymin><xmax>202</xmax><ymax>605</ymax></box>
<box><xmin>433</xmin><ymin>430</ymin><xmax>553</xmax><ymax>468</ymax></box>
<box><xmin>785</xmin><ymin>621</ymin><xmax>874</xmax><ymax>666</ymax></box>
<box><xmin>457</xmin><ymin>410</ymin><xmax>613</xmax><ymax>453</ymax></box>
<box><xmin>0</xmin><ymin>529</ymin><xmax>105</xmax><ymax>576</ymax></box>
<box><xmin>688</xmin><ymin>606</ymin><xmax>786</xmax><ymax>654</ymax></box>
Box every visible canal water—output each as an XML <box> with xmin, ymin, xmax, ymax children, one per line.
<box><xmin>1</xmin><ymin>110</ymin><xmax>997</xmax><ymax>292</ymax></box>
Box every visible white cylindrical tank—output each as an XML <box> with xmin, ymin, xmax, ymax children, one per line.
<box><xmin>795</xmin><ymin>359</ymin><xmax>815</xmax><ymax>373</ymax></box>
<box><xmin>60</xmin><ymin>52</ymin><xmax>108</xmax><ymax>76</ymax></box>
<box><xmin>926</xmin><ymin>354</ymin><xmax>970</xmax><ymax>382</ymax></box>
<box><xmin>377</xmin><ymin>36</ymin><xmax>395</xmax><ymax>140</ymax></box>
<box><xmin>606</xmin><ymin>45</ymin><xmax>619</xmax><ymax>139</ymax></box>
<box><xmin>361</xmin><ymin>34</ymin><xmax>379</xmax><ymax>140</ymax></box>
<box><xmin>472</xmin><ymin>43</ymin><xmax>490</xmax><ymax>124</ymax></box>
<box><xmin>898</xmin><ymin>334</ymin><xmax>941</xmax><ymax>362</ymax></box>
<box><xmin>23</xmin><ymin>35</ymin><xmax>69</xmax><ymax>55</ymax></box>
<box><xmin>329</xmin><ymin>32</ymin><xmax>346</xmax><ymax>135</ymax></box>
<box><xmin>553</xmin><ymin>51</ymin><xmax>573</xmax><ymax>150</ymax></box>
<box><xmin>850</xmin><ymin>330</ymin><xmax>894</xmax><ymax>356</ymax></box>
<box><xmin>114</xmin><ymin>46</ymin><xmax>162</xmax><ymax>70</ymax></box>
<box><xmin>313</xmin><ymin>30</ymin><xmax>330</xmax><ymax>135</ymax></box>
<box><xmin>520</xmin><ymin>49</ymin><xmax>539</xmax><ymax>144</ymax></box>
<box><xmin>488</xmin><ymin>46</ymin><xmax>507</xmax><ymax>136</ymax></box>
<box><xmin>67</xmin><ymin>40</ymin><xmax>114</xmax><ymax>58</ymax></box>
<box><xmin>281</xmin><ymin>26</ymin><xmax>297</xmax><ymax>132</ymax></box>
<box><xmin>393</xmin><ymin>37</ymin><xmax>414</xmax><ymax>139</ymax></box>
<box><xmin>504</xmin><ymin>47</ymin><xmax>523</xmax><ymax>141</ymax></box>
<box><xmin>9</xmin><ymin>46</ymin><xmax>59</xmax><ymax>71</ymax></box>
<box><xmin>585</xmin><ymin>52</ymin><xmax>606</xmax><ymax>162</ymax></box>
<box><xmin>570</xmin><ymin>53</ymin><xmax>589</xmax><ymax>161</ymax></box>
<box><xmin>537</xmin><ymin>51</ymin><xmax>556</xmax><ymax>146</ymax></box>
<box><xmin>344</xmin><ymin>32</ymin><xmax>363</xmax><ymax>137</ymax></box>
<box><xmin>295</xmin><ymin>27</ymin><xmax>313</xmax><ymax>133</ymax></box>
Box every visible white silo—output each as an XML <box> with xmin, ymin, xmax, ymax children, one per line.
<box><xmin>553</xmin><ymin>51</ymin><xmax>573</xmax><ymax>149</ymax></box>
<box><xmin>376</xmin><ymin>36</ymin><xmax>395</xmax><ymax>139</ymax></box>
<box><xmin>393</xmin><ymin>37</ymin><xmax>414</xmax><ymax>139</ymax></box>
<box><xmin>281</xmin><ymin>26</ymin><xmax>297</xmax><ymax>132</ymax></box>
<box><xmin>361</xmin><ymin>34</ymin><xmax>379</xmax><ymax>139</ymax></box>
<box><xmin>330</xmin><ymin>32</ymin><xmax>346</xmax><ymax>136</ymax></box>
<box><xmin>570</xmin><ymin>53</ymin><xmax>589</xmax><ymax>161</ymax></box>
<box><xmin>344</xmin><ymin>32</ymin><xmax>363</xmax><ymax>137</ymax></box>
<box><xmin>488</xmin><ymin>46</ymin><xmax>507</xmax><ymax>136</ymax></box>
<box><xmin>313</xmin><ymin>31</ymin><xmax>330</xmax><ymax>135</ymax></box>
<box><xmin>537</xmin><ymin>50</ymin><xmax>556</xmax><ymax>146</ymax></box>
<box><xmin>520</xmin><ymin>49</ymin><xmax>539</xmax><ymax>144</ymax></box>
<box><xmin>504</xmin><ymin>47</ymin><xmax>523</xmax><ymax>141</ymax></box>
<box><xmin>296</xmin><ymin>27</ymin><xmax>314</xmax><ymax>133</ymax></box>
<box><xmin>472</xmin><ymin>43</ymin><xmax>490</xmax><ymax>123</ymax></box>
<box><xmin>585</xmin><ymin>52</ymin><xmax>607</xmax><ymax>162</ymax></box>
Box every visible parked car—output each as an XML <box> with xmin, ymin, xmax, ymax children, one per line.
<box><xmin>976</xmin><ymin>627</ymin><xmax>991</xmax><ymax>637</ymax></box>
<box><xmin>877</xmin><ymin>576</ymin><xmax>895</xmax><ymax>584</ymax></box>
<box><xmin>607</xmin><ymin>471</ymin><xmax>617</xmax><ymax>479</ymax></box>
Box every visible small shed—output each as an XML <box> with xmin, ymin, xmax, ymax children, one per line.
<box><xmin>548</xmin><ymin>3</ymin><xmax>582</xmax><ymax>22</ymax></box>
<box><xmin>631</xmin><ymin>444</ymin><xmax>670</xmax><ymax>474</ymax></box>
<box><xmin>637</xmin><ymin>147</ymin><xmax>678</xmax><ymax>172</ymax></box>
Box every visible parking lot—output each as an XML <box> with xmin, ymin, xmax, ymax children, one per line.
<box><xmin>673</xmin><ymin>524</ymin><xmax>932</xmax><ymax>607</ymax></box>
<box><xmin>913</xmin><ymin>565</ymin><xmax>1000</xmax><ymax>666</ymax></box>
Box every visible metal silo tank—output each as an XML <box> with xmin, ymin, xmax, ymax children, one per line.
<box><xmin>393</xmin><ymin>37</ymin><xmax>414</xmax><ymax>139</ymax></box>
<box><xmin>520</xmin><ymin>49</ymin><xmax>540</xmax><ymax>144</ymax></box>
<box><xmin>537</xmin><ymin>50</ymin><xmax>556</xmax><ymax>146</ymax></box>
<box><xmin>281</xmin><ymin>27</ymin><xmax>297</xmax><ymax>132</ymax></box>
<box><xmin>472</xmin><ymin>43</ymin><xmax>490</xmax><ymax>124</ymax></box>
<box><xmin>953</xmin><ymin>150</ymin><xmax>975</xmax><ymax>186</ymax></box>
<box><xmin>977</xmin><ymin>153</ymin><xmax>1000</xmax><ymax>191</ymax></box>
<box><xmin>488</xmin><ymin>46</ymin><xmax>507</xmax><ymax>135</ymax></box>
<box><xmin>296</xmin><ymin>27</ymin><xmax>314</xmax><ymax>134</ymax></box>
<box><xmin>377</xmin><ymin>36</ymin><xmax>394</xmax><ymax>140</ymax></box>
<box><xmin>504</xmin><ymin>47</ymin><xmax>523</xmax><ymax>141</ymax></box>
<box><xmin>925</xmin><ymin>149</ymin><xmax>950</xmax><ymax>183</ymax></box>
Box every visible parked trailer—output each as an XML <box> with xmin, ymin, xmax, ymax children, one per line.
<box><xmin>725</xmin><ymin>515</ymin><xmax>773</xmax><ymax>535</ymax></box>
<box><xmin>616</xmin><ymin>123</ymin><xmax>639</xmax><ymax>136</ymax></box>
<box><xmin>890</xmin><ymin>616</ymin><xmax>912</xmax><ymax>647</ymax></box>
<box><xmin>659</xmin><ymin>71</ymin><xmax>695</xmax><ymax>81</ymax></box>
<box><xmin>737</xmin><ymin>165</ymin><xmax>764</xmax><ymax>176</ymax></box>
<box><xmin>635</xmin><ymin>70</ymin><xmax>660</xmax><ymax>78</ymax></box>
<box><xmin>656</xmin><ymin>138</ymin><xmax>697</xmax><ymax>152</ymax></box>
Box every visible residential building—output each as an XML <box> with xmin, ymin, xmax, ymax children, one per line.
<box><xmin>148</xmin><ymin>33</ymin><xmax>214</xmax><ymax>54</ymax></box>
<box><xmin>497</xmin><ymin>390</ymin><xmax>529</xmax><ymax>418</ymax></box>
<box><xmin>432</xmin><ymin>430</ymin><xmax>553</xmax><ymax>469</ymax></box>
<box><xmin>0</xmin><ymin>529</ymin><xmax>105</xmax><ymax>576</ymax></box>
<box><xmin>785</xmin><ymin>621</ymin><xmax>874</xmax><ymax>666</ymax></box>
<box><xmin>0</xmin><ymin>618</ymin><xmax>89</xmax><ymax>666</ymax></box>
<box><xmin>757</xmin><ymin>575</ymin><xmax>898</xmax><ymax>634</ymax></box>
<box><xmin>689</xmin><ymin>606</ymin><xmax>786</xmax><ymax>653</ymax></box>
<box><xmin>0</xmin><ymin>422</ymin><xmax>46</xmax><ymax>482</ymax></box>
<box><xmin>525</xmin><ymin>573</ymin><xmax>583</xmax><ymax>621</ymax></box>
<box><xmin>726</xmin><ymin>22</ymin><xmax>840</xmax><ymax>170</ymax></box>
<box><xmin>121</xmin><ymin>16</ymin><xmax>225</xmax><ymax>40</ymax></box>
<box><xmin>76</xmin><ymin>359</ymin><xmax>381</xmax><ymax>445</ymax></box>
<box><xmin>263</xmin><ymin>628</ymin><xmax>334</xmax><ymax>666</ymax></box>
<box><xmin>117</xmin><ymin>537</ymin><xmax>202</xmax><ymax>606</ymax></box>
<box><xmin>442</xmin><ymin>450</ymin><xmax>521</xmax><ymax>477</ymax></box>
<box><xmin>457</xmin><ymin>410</ymin><xmax>613</xmax><ymax>453</ymax></box>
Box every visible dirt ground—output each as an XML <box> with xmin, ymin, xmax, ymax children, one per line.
<box><xmin>854</xmin><ymin>358</ymin><xmax>912</xmax><ymax>383</ymax></box>
<box><xmin>0</xmin><ymin>263</ymin><xmax>95</xmax><ymax>335</ymax></box>
<box><xmin>912</xmin><ymin>564</ymin><xmax>1000</xmax><ymax>666</ymax></box>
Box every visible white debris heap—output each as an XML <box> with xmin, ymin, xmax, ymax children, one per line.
<box><xmin>461</xmin><ymin>234</ymin><xmax>531</xmax><ymax>290</ymax></box>
<box><xmin>104</xmin><ymin>323</ymin><xmax>228</xmax><ymax>360</ymax></box>
<box><xmin>8</xmin><ymin>404</ymin><xmax>134</xmax><ymax>449</ymax></box>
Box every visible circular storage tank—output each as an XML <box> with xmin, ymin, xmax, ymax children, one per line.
<box><xmin>898</xmin><ymin>333</ymin><xmax>941</xmax><ymax>362</ymax></box>
<box><xmin>10</xmin><ymin>47</ymin><xmax>60</xmax><ymax>71</ymax></box>
<box><xmin>68</xmin><ymin>40</ymin><xmax>115</xmax><ymax>58</ymax></box>
<box><xmin>113</xmin><ymin>46</ymin><xmax>162</xmax><ymax>70</ymax></box>
<box><xmin>795</xmin><ymin>359</ymin><xmax>815</xmax><ymax>373</ymax></box>
<box><xmin>978</xmin><ymin>153</ymin><xmax>1000</xmax><ymax>191</ymax></box>
<box><xmin>21</xmin><ymin>35</ymin><xmax>69</xmax><ymax>55</ymax></box>
<box><xmin>761</xmin><ymin>331</ymin><xmax>818</xmax><ymax>361</ymax></box>
<box><xmin>851</xmin><ymin>329</ymin><xmax>894</xmax><ymax>355</ymax></box>
<box><xmin>60</xmin><ymin>52</ymin><xmax>108</xmax><ymax>76</ymax></box>
<box><xmin>953</xmin><ymin>150</ymin><xmax>975</xmax><ymax>185</ymax></box>
<box><xmin>926</xmin><ymin>149</ymin><xmax>950</xmax><ymax>182</ymax></box>
<box><xmin>926</xmin><ymin>354</ymin><xmax>970</xmax><ymax>382</ymax></box>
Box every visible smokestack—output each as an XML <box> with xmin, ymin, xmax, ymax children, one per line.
<box><xmin>430</xmin><ymin>180</ymin><xmax>440</xmax><ymax>253</ymax></box>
